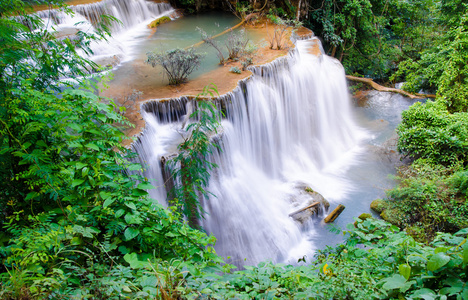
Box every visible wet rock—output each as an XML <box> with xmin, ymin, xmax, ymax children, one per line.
<box><xmin>370</xmin><ymin>199</ymin><xmax>388</xmax><ymax>214</ymax></box>
<box><xmin>304</xmin><ymin>187</ymin><xmax>330</xmax><ymax>209</ymax></box>
<box><xmin>289</xmin><ymin>187</ymin><xmax>330</xmax><ymax>223</ymax></box>
<box><xmin>148</xmin><ymin>16</ymin><xmax>171</xmax><ymax>28</ymax></box>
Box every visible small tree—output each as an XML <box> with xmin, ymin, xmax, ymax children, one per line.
<box><xmin>226</xmin><ymin>29</ymin><xmax>249</xmax><ymax>60</ymax></box>
<box><xmin>197</xmin><ymin>27</ymin><xmax>252</xmax><ymax>64</ymax></box>
<box><xmin>146</xmin><ymin>48</ymin><xmax>203</xmax><ymax>85</ymax></box>
<box><xmin>197</xmin><ymin>27</ymin><xmax>226</xmax><ymax>64</ymax></box>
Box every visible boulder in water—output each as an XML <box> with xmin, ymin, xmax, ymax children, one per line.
<box><xmin>289</xmin><ymin>187</ymin><xmax>330</xmax><ymax>223</ymax></box>
<box><xmin>370</xmin><ymin>198</ymin><xmax>388</xmax><ymax>214</ymax></box>
<box><xmin>148</xmin><ymin>16</ymin><xmax>171</xmax><ymax>28</ymax></box>
<box><xmin>305</xmin><ymin>187</ymin><xmax>330</xmax><ymax>209</ymax></box>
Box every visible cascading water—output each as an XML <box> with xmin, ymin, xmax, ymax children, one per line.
<box><xmin>35</xmin><ymin>0</ymin><xmax>174</xmax><ymax>63</ymax></box>
<box><xmin>134</xmin><ymin>39</ymin><xmax>369</xmax><ymax>266</ymax></box>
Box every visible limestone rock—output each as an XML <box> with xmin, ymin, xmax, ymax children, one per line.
<box><xmin>289</xmin><ymin>187</ymin><xmax>330</xmax><ymax>223</ymax></box>
<box><xmin>148</xmin><ymin>16</ymin><xmax>171</xmax><ymax>29</ymax></box>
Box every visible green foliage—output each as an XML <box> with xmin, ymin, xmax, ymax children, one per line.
<box><xmin>397</xmin><ymin>101</ymin><xmax>468</xmax><ymax>165</ymax></box>
<box><xmin>167</xmin><ymin>84</ymin><xmax>221</xmax><ymax>227</ymax></box>
<box><xmin>391</xmin><ymin>0</ymin><xmax>468</xmax><ymax>110</ymax></box>
<box><xmin>308</xmin><ymin>0</ymin><xmax>439</xmax><ymax>80</ymax></box>
<box><xmin>146</xmin><ymin>48</ymin><xmax>203</xmax><ymax>85</ymax></box>
<box><xmin>229</xmin><ymin>66</ymin><xmax>242</xmax><ymax>74</ymax></box>
<box><xmin>382</xmin><ymin>161</ymin><xmax>468</xmax><ymax>241</ymax></box>
<box><xmin>0</xmin><ymin>1</ymin><xmax>220</xmax><ymax>298</ymax></box>
<box><xmin>178</xmin><ymin>218</ymin><xmax>468</xmax><ymax>299</ymax></box>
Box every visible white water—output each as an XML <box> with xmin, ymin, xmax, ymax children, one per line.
<box><xmin>135</xmin><ymin>39</ymin><xmax>369</xmax><ymax>266</ymax></box>
<box><xmin>35</xmin><ymin>0</ymin><xmax>174</xmax><ymax>63</ymax></box>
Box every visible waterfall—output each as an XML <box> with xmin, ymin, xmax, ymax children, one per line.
<box><xmin>134</xmin><ymin>38</ymin><xmax>367</xmax><ymax>266</ymax></box>
<box><xmin>35</xmin><ymin>0</ymin><xmax>174</xmax><ymax>63</ymax></box>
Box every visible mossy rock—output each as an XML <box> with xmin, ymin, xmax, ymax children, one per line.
<box><xmin>148</xmin><ymin>16</ymin><xmax>171</xmax><ymax>29</ymax></box>
<box><xmin>380</xmin><ymin>208</ymin><xmax>403</xmax><ymax>226</ymax></box>
<box><xmin>358</xmin><ymin>213</ymin><xmax>372</xmax><ymax>220</ymax></box>
<box><xmin>370</xmin><ymin>198</ymin><xmax>389</xmax><ymax>214</ymax></box>
<box><xmin>354</xmin><ymin>213</ymin><xmax>373</xmax><ymax>227</ymax></box>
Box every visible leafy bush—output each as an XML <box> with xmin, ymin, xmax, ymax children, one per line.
<box><xmin>229</xmin><ymin>66</ymin><xmax>241</xmax><ymax>74</ymax></box>
<box><xmin>197</xmin><ymin>27</ymin><xmax>252</xmax><ymax>64</ymax></box>
<box><xmin>225</xmin><ymin>29</ymin><xmax>249</xmax><ymax>60</ymax></box>
<box><xmin>0</xmin><ymin>1</ymin><xmax>219</xmax><ymax>298</ymax></box>
<box><xmin>146</xmin><ymin>48</ymin><xmax>203</xmax><ymax>85</ymax></box>
<box><xmin>179</xmin><ymin>218</ymin><xmax>468</xmax><ymax>299</ymax></box>
<box><xmin>166</xmin><ymin>84</ymin><xmax>222</xmax><ymax>227</ymax></box>
<box><xmin>381</xmin><ymin>162</ymin><xmax>468</xmax><ymax>241</ymax></box>
<box><xmin>397</xmin><ymin>100</ymin><xmax>468</xmax><ymax>165</ymax></box>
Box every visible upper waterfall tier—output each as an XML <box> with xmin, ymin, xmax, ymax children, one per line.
<box><xmin>36</xmin><ymin>0</ymin><xmax>173</xmax><ymax>34</ymax></box>
<box><xmin>133</xmin><ymin>38</ymin><xmax>368</xmax><ymax>266</ymax></box>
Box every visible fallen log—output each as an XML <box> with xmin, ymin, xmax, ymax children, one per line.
<box><xmin>187</xmin><ymin>20</ymin><xmax>246</xmax><ymax>49</ymax></box>
<box><xmin>324</xmin><ymin>204</ymin><xmax>345</xmax><ymax>223</ymax></box>
<box><xmin>289</xmin><ymin>202</ymin><xmax>320</xmax><ymax>217</ymax></box>
<box><xmin>346</xmin><ymin>75</ymin><xmax>436</xmax><ymax>99</ymax></box>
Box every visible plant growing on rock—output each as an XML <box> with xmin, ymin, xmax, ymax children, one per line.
<box><xmin>146</xmin><ymin>48</ymin><xmax>203</xmax><ymax>85</ymax></box>
<box><xmin>229</xmin><ymin>66</ymin><xmax>241</xmax><ymax>74</ymax></box>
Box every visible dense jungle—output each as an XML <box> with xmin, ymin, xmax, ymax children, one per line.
<box><xmin>1</xmin><ymin>0</ymin><xmax>467</xmax><ymax>298</ymax></box>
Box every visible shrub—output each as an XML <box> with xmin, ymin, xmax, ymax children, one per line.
<box><xmin>225</xmin><ymin>29</ymin><xmax>249</xmax><ymax>60</ymax></box>
<box><xmin>197</xmin><ymin>27</ymin><xmax>252</xmax><ymax>64</ymax></box>
<box><xmin>229</xmin><ymin>66</ymin><xmax>241</xmax><ymax>74</ymax></box>
<box><xmin>146</xmin><ymin>48</ymin><xmax>203</xmax><ymax>85</ymax></box>
<box><xmin>397</xmin><ymin>100</ymin><xmax>468</xmax><ymax>165</ymax></box>
<box><xmin>382</xmin><ymin>161</ymin><xmax>468</xmax><ymax>241</ymax></box>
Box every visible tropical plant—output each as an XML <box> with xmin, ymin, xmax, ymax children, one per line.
<box><xmin>166</xmin><ymin>84</ymin><xmax>222</xmax><ymax>228</ymax></box>
<box><xmin>0</xmin><ymin>1</ymin><xmax>219</xmax><ymax>298</ymax></box>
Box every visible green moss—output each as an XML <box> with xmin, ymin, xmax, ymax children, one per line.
<box><xmin>305</xmin><ymin>187</ymin><xmax>314</xmax><ymax>193</ymax></box>
<box><xmin>148</xmin><ymin>16</ymin><xmax>171</xmax><ymax>28</ymax></box>
<box><xmin>380</xmin><ymin>208</ymin><xmax>403</xmax><ymax>226</ymax></box>
<box><xmin>354</xmin><ymin>213</ymin><xmax>373</xmax><ymax>227</ymax></box>
<box><xmin>370</xmin><ymin>198</ymin><xmax>388</xmax><ymax>214</ymax></box>
<box><xmin>358</xmin><ymin>213</ymin><xmax>372</xmax><ymax>220</ymax></box>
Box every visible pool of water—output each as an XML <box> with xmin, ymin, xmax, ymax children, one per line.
<box><xmin>106</xmin><ymin>12</ymin><xmax>264</xmax><ymax>93</ymax></box>
<box><xmin>306</xmin><ymin>91</ymin><xmax>422</xmax><ymax>254</ymax></box>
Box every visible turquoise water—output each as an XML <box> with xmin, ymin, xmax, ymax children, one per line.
<box><xmin>107</xmin><ymin>12</ymin><xmax>263</xmax><ymax>92</ymax></box>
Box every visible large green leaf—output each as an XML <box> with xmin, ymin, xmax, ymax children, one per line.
<box><xmin>103</xmin><ymin>198</ymin><xmax>116</xmax><ymax>208</ymax></box>
<box><xmin>382</xmin><ymin>274</ymin><xmax>407</xmax><ymax>290</ymax></box>
<box><xmin>399</xmin><ymin>263</ymin><xmax>411</xmax><ymax>280</ymax></box>
<box><xmin>71</xmin><ymin>179</ymin><xmax>85</xmax><ymax>187</ymax></box>
<box><xmin>124</xmin><ymin>227</ymin><xmax>140</xmax><ymax>241</ymax></box>
<box><xmin>411</xmin><ymin>288</ymin><xmax>437</xmax><ymax>300</ymax></box>
<box><xmin>427</xmin><ymin>252</ymin><xmax>451</xmax><ymax>271</ymax></box>
<box><xmin>137</xmin><ymin>182</ymin><xmax>155</xmax><ymax>190</ymax></box>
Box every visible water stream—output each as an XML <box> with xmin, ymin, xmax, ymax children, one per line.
<box><xmin>133</xmin><ymin>39</ymin><xmax>417</xmax><ymax>266</ymax></box>
<box><xmin>40</xmin><ymin>0</ymin><xmax>418</xmax><ymax>266</ymax></box>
